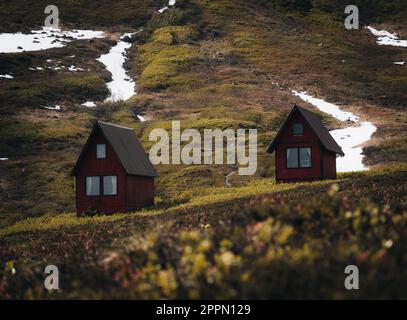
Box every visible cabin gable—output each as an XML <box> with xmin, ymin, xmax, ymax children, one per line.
<box><xmin>277</xmin><ymin>110</ymin><xmax>319</xmax><ymax>144</ymax></box>
<box><xmin>76</xmin><ymin>127</ymin><xmax>126</xmax><ymax>177</ymax></box>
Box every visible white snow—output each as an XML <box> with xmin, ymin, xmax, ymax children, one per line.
<box><xmin>394</xmin><ymin>61</ymin><xmax>405</xmax><ymax>65</ymax></box>
<box><xmin>292</xmin><ymin>91</ymin><xmax>359</xmax><ymax>122</ymax></box>
<box><xmin>158</xmin><ymin>0</ymin><xmax>176</xmax><ymax>13</ymax></box>
<box><xmin>42</xmin><ymin>105</ymin><xmax>61</xmax><ymax>110</ymax></box>
<box><xmin>330</xmin><ymin>122</ymin><xmax>377</xmax><ymax>172</ymax></box>
<box><xmin>292</xmin><ymin>91</ymin><xmax>377</xmax><ymax>172</ymax></box>
<box><xmin>97</xmin><ymin>33</ymin><xmax>136</xmax><ymax>102</ymax></box>
<box><xmin>0</xmin><ymin>27</ymin><xmax>104</xmax><ymax>53</ymax></box>
<box><xmin>158</xmin><ymin>6</ymin><xmax>169</xmax><ymax>13</ymax></box>
<box><xmin>0</xmin><ymin>74</ymin><xmax>13</xmax><ymax>79</ymax></box>
<box><xmin>137</xmin><ymin>115</ymin><xmax>146</xmax><ymax>122</ymax></box>
<box><xmin>81</xmin><ymin>101</ymin><xmax>96</xmax><ymax>108</ymax></box>
<box><xmin>0</xmin><ymin>157</ymin><xmax>8</xmax><ymax>161</ymax></box>
<box><xmin>367</xmin><ymin>26</ymin><xmax>407</xmax><ymax>48</ymax></box>
<box><xmin>68</xmin><ymin>65</ymin><xmax>84</xmax><ymax>72</ymax></box>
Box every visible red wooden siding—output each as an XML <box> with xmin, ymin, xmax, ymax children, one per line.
<box><xmin>126</xmin><ymin>175</ymin><xmax>155</xmax><ymax>210</ymax></box>
<box><xmin>322</xmin><ymin>152</ymin><xmax>337</xmax><ymax>179</ymax></box>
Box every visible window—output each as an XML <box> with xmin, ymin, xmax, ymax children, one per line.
<box><xmin>96</xmin><ymin>144</ymin><xmax>106</xmax><ymax>159</ymax></box>
<box><xmin>286</xmin><ymin>148</ymin><xmax>299</xmax><ymax>168</ymax></box>
<box><xmin>286</xmin><ymin>147</ymin><xmax>312</xmax><ymax>168</ymax></box>
<box><xmin>293</xmin><ymin>123</ymin><xmax>304</xmax><ymax>136</ymax></box>
<box><xmin>103</xmin><ymin>176</ymin><xmax>117</xmax><ymax>195</ymax></box>
<box><xmin>85</xmin><ymin>176</ymin><xmax>117</xmax><ymax>196</ymax></box>
<box><xmin>86</xmin><ymin>176</ymin><xmax>100</xmax><ymax>196</ymax></box>
<box><xmin>299</xmin><ymin>147</ymin><xmax>311</xmax><ymax>168</ymax></box>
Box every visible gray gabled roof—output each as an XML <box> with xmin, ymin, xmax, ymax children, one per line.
<box><xmin>267</xmin><ymin>105</ymin><xmax>345</xmax><ymax>156</ymax></box>
<box><xmin>71</xmin><ymin>121</ymin><xmax>157</xmax><ymax>177</ymax></box>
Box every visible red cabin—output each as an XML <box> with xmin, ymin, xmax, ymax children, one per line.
<box><xmin>267</xmin><ymin>105</ymin><xmax>344</xmax><ymax>183</ymax></box>
<box><xmin>71</xmin><ymin>121</ymin><xmax>157</xmax><ymax>216</ymax></box>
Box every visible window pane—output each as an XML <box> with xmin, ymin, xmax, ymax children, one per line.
<box><xmin>103</xmin><ymin>176</ymin><xmax>117</xmax><ymax>195</ymax></box>
<box><xmin>86</xmin><ymin>176</ymin><xmax>100</xmax><ymax>196</ymax></box>
<box><xmin>293</xmin><ymin>123</ymin><xmax>303</xmax><ymax>136</ymax></box>
<box><xmin>300</xmin><ymin>147</ymin><xmax>311</xmax><ymax>168</ymax></box>
<box><xmin>286</xmin><ymin>148</ymin><xmax>298</xmax><ymax>168</ymax></box>
<box><xmin>96</xmin><ymin>144</ymin><xmax>106</xmax><ymax>159</ymax></box>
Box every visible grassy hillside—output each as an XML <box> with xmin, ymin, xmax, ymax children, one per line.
<box><xmin>1</xmin><ymin>165</ymin><xmax>406</xmax><ymax>298</ymax></box>
<box><xmin>0</xmin><ymin>0</ymin><xmax>406</xmax><ymax>299</ymax></box>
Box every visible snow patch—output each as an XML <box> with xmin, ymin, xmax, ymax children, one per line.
<box><xmin>330</xmin><ymin>122</ymin><xmax>377</xmax><ymax>172</ymax></box>
<box><xmin>0</xmin><ymin>27</ymin><xmax>104</xmax><ymax>53</ymax></box>
<box><xmin>97</xmin><ymin>33</ymin><xmax>136</xmax><ymax>102</ymax></box>
<box><xmin>367</xmin><ymin>26</ymin><xmax>407</xmax><ymax>48</ymax></box>
<box><xmin>292</xmin><ymin>91</ymin><xmax>359</xmax><ymax>122</ymax></box>
<box><xmin>292</xmin><ymin>91</ymin><xmax>377</xmax><ymax>172</ymax></box>
<box><xmin>158</xmin><ymin>0</ymin><xmax>176</xmax><ymax>13</ymax></box>
<box><xmin>68</xmin><ymin>65</ymin><xmax>84</xmax><ymax>72</ymax></box>
<box><xmin>0</xmin><ymin>74</ymin><xmax>13</xmax><ymax>79</ymax></box>
<box><xmin>41</xmin><ymin>105</ymin><xmax>61</xmax><ymax>110</ymax></box>
<box><xmin>137</xmin><ymin>115</ymin><xmax>146</xmax><ymax>122</ymax></box>
<box><xmin>158</xmin><ymin>6</ymin><xmax>169</xmax><ymax>13</ymax></box>
<box><xmin>81</xmin><ymin>101</ymin><xmax>96</xmax><ymax>108</ymax></box>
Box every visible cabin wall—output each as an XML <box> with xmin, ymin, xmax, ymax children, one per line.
<box><xmin>76</xmin><ymin>131</ymin><xmax>127</xmax><ymax>214</ymax></box>
<box><xmin>322</xmin><ymin>152</ymin><xmax>337</xmax><ymax>179</ymax></box>
<box><xmin>275</xmin><ymin>111</ymin><xmax>323</xmax><ymax>182</ymax></box>
<box><xmin>126</xmin><ymin>176</ymin><xmax>155</xmax><ymax>210</ymax></box>
<box><xmin>275</xmin><ymin>143</ymin><xmax>322</xmax><ymax>182</ymax></box>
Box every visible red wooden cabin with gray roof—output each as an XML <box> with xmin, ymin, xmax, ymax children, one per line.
<box><xmin>71</xmin><ymin>121</ymin><xmax>157</xmax><ymax>216</ymax></box>
<box><xmin>267</xmin><ymin>105</ymin><xmax>344</xmax><ymax>183</ymax></box>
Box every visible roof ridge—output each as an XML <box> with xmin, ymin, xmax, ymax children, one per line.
<box><xmin>97</xmin><ymin>120</ymin><xmax>133</xmax><ymax>130</ymax></box>
<box><xmin>266</xmin><ymin>104</ymin><xmax>344</xmax><ymax>156</ymax></box>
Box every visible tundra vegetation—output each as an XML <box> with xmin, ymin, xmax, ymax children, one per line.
<box><xmin>0</xmin><ymin>0</ymin><xmax>406</xmax><ymax>298</ymax></box>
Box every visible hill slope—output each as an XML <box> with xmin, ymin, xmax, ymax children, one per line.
<box><xmin>0</xmin><ymin>0</ymin><xmax>406</xmax><ymax>299</ymax></box>
<box><xmin>1</xmin><ymin>165</ymin><xmax>406</xmax><ymax>298</ymax></box>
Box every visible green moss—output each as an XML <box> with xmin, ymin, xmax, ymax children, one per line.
<box><xmin>135</xmin><ymin>25</ymin><xmax>202</xmax><ymax>90</ymax></box>
<box><xmin>151</xmin><ymin>25</ymin><xmax>198</xmax><ymax>44</ymax></box>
